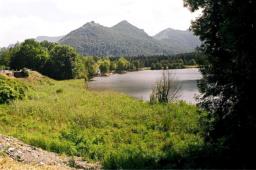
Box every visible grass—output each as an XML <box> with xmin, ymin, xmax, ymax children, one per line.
<box><xmin>184</xmin><ymin>65</ymin><xmax>199</xmax><ymax>68</ymax></box>
<box><xmin>0</xmin><ymin>72</ymin><xmax>206</xmax><ymax>168</ymax></box>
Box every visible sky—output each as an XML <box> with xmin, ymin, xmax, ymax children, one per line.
<box><xmin>0</xmin><ymin>0</ymin><xmax>200</xmax><ymax>47</ymax></box>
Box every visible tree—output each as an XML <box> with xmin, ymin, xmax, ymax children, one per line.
<box><xmin>0</xmin><ymin>44</ymin><xmax>20</xmax><ymax>69</ymax></box>
<box><xmin>184</xmin><ymin>0</ymin><xmax>256</xmax><ymax>167</ymax></box>
<box><xmin>98</xmin><ymin>58</ymin><xmax>110</xmax><ymax>74</ymax></box>
<box><xmin>40</xmin><ymin>41</ymin><xmax>58</xmax><ymax>51</ymax></box>
<box><xmin>133</xmin><ymin>60</ymin><xmax>141</xmax><ymax>70</ymax></box>
<box><xmin>46</xmin><ymin>45</ymin><xmax>79</xmax><ymax>80</ymax></box>
<box><xmin>110</xmin><ymin>61</ymin><xmax>117</xmax><ymax>71</ymax></box>
<box><xmin>0</xmin><ymin>48</ymin><xmax>10</xmax><ymax>68</ymax></box>
<box><xmin>10</xmin><ymin>39</ymin><xmax>49</xmax><ymax>71</ymax></box>
<box><xmin>73</xmin><ymin>56</ymin><xmax>86</xmax><ymax>79</ymax></box>
<box><xmin>84</xmin><ymin>57</ymin><xmax>99</xmax><ymax>79</ymax></box>
<box><xmin>116</xmin><ymin>57</ymin><xmax>129</xmax><ymax>73</ymax></box>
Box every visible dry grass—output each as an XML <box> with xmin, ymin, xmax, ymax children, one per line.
<box><xmin>0</xmin><ymin>156</ymin><xmax>70</xmax><ymax>170</ymax></box>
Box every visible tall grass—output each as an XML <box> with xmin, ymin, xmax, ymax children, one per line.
<box><xmin>0</xmin><ymin>76</ymin><xmax>206</xmax><ymax>168</ymax></box>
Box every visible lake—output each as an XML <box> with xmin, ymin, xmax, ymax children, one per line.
<box><xmin>88</xmin><ymin>68</ymin><xmax>202</xmax><ymax>103</ymax></box>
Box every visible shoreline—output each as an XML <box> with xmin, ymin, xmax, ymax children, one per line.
<box><xmin>93</xmin><ymin>66</ymin><xmax>200</xmax><ymax>79</ymax></box>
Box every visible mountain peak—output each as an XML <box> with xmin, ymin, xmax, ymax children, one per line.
<box><xmin>82</xmin><ymin>21</ymin><xmax>101</xmax><ymax>28</ymax></box>
<box><xmin>162</xmin><ymin>28</ymin><xmax>187</xmax><ymax>33</ymax></box>
<box><xmin>113</xmin><ymin>20</ymin><xmax>135</xmax><ymax>28</ymax></box>
<box><xmin>118</xmin><ymin>20</ymin><xmax>130</xmax><ymax>25</ymax></box>
<box><xmin>58</xmin><ymin>20</ymin><xmax>200</xmax><ymax>56</ymax></box>
<box><xmin>112</xmin><ymin>20</ymin><xmax>147</xmax><ymax>36</ymax></box>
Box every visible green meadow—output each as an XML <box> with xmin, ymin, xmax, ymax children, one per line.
<box><xmin>0</xmin><ymin>72</ymin><xmax>206</xmax><ymax>168</ymax></box>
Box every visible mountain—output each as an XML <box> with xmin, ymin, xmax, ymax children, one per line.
<box><xmin>57</xmin><ymin>20</ymin><xmax>201</xmax><ymax>57</ymax></box>
<box><xmin>36</xmin><ymin>35</ymin><xmax>64</xmax><ymax>42</ymax></box>
<box><xmin>59</xmin><ymin>21</ymin><xmax>174</xmax><ymax>57</ymax></box>
<box><xmin>153</xmin><ymin>28</ymin><xmax>201</xmax><ymax>53</ymax></box>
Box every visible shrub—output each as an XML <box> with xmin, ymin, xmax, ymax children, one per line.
<box><xmin>0</xmin><ymin>84</ymin><xmax>17</xmax><ymax>103</ymax></box>
<box><xmin>56</xmin><ymin>88</ymin><xmax>63</xmax><ymax>94</ymax></box>
<box><xmin>0</xmin><ymin>75</ymin><xmax>27</xmax><ymax>104</ymax></box>
<box><xmin>150</xmin><ymin>70</ymin><xmax>180</xmax><ymax>104</ymax></box>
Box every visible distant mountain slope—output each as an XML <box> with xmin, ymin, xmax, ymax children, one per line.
<box><xmin>36</xmin><ymin>36</ymin><xmax>64</xmax><ymax>42</ymax></box>
<box><xmin>59</xmin><ymin>21</ymin><xmax>174</xmax><ymax>57</ymax></box>
<box><xmin>153</xmin><ymin>28</ymin><xmax>201</xmax><ymax>53</ymax></box>
<box><xmin>52</xmin><ymin>21</ymin><xmax>202</xmax><ymax>56</ymax></box>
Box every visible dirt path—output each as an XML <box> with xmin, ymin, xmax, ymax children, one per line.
<box><xmin>0</xmin><ymin>134</ymin><xmax>101</xmax><ymax>169</ymax></box>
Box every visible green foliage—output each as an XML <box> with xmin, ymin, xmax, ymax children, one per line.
<box><xmin>4</xmin><ymin>39</ymin><xmax>86</xmax><ymax>80</ymax></box>
<box><xmin>150</xmin><ymin>71</ymin><xmax>180</xmax><ymax>104</ymax></box>
<box><xmin>98</xmin><ymin>58</ymin><xmax>110</xmax><ymax>74</ymax></box>
<box><xmin>84</xmin><ymin>57</ymin><xmax>99</xmax><ymax>79</ymax></box>
<box><xmin>0</xmin><ymin>75</ymin><xmax>27</xmax><ymax>103</ymax></box>
<box><xmin>0</xmin><ymin>45</ymin><xmax>20</xmax><ymax>69</ymax></box>
<box><xmin>116</xmin><ymin>57</ymin><xmax>129</xmax><ymax>73</ymax></box>
<box><xmin>44</xmin><ymin>45</ymin><xmax>82</xmax><ymax>80</ymax></box>
<box><xmin>10</xmin><ymin>39</ymin><xmax>49</xmax><ymax>71</ymax></box>
<box><xmin>0</xmin><ymin>78</ymin><xmax>205</xmax><ymax>168</ymax></box>
<box><xmin>72</xmin><ymin>56</ymin><xmax>86</xmax><ymax>79</ymax></box>
<box><xmin>110</xmin><ymin>61</ymin><xmax>117</xmax><ymax>71</ymax></box>
<box><xmin>123</xmin><ymin>54</ymin><xmax>196</xmax><ymax>70</ymax></box>
<box><xmin>40</xmin><ymin>41</ymin><xmax>58</xmax><ymax>51</ymax></box>
<box><xmin>0</xmin><ymin>48</ymin><xmax>11</xmax><ymax>68</ymax></box>
<box><xmin>185</xmin><ymin>0</ymin><xmax>256</xmax><ymax>168</ymax></box>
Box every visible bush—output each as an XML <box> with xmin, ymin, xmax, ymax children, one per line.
<box><xmin>0</xmin><ymin>84</ymin><xmax>17</xmax><ymax>103</ymax></box>
<box><xmin>150</xmin><ymin>70</ymin><xmax>180</xmax><ymax>104</ymax></box>
<box><xmin>0</xmin><ymin>75</ymin><xmax>27</xmax><ymax>104</ymax></box>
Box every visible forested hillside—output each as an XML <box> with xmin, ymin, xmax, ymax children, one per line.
<box><xmin>58</xmin><ymin>21</ymin><xmax>200</xmax><ymax>56</ymax></box>
<box><xmin>154</xmin><ymin>28</ymin><xmax>201</xmax><ymax>53</ymax></box>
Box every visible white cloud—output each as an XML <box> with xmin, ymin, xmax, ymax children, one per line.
<box><xmin>0</xmin><ymin>0</ymin><xmax>200</xmax><ymax>47</ymax></box>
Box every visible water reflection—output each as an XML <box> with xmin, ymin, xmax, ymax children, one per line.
<box><xmin>88</xmin><ymin>68</ymin><xmax>202</xmax><ymax>103</ymax></box>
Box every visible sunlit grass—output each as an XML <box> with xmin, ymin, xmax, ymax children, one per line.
<box><xmin>0</xmin><ymin>74</ymin><xmax>206</xmax><ymax>168</ymax></box>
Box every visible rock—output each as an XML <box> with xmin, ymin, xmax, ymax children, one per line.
<box><xmin>0</xmin><ymin>134</ymin><xmax>101</xmax><ymax>169</ymax></box>
<box><xmin>7</xmin><ymin>147</ymin><xmax>15</xmax><ymax>152</ymax></box>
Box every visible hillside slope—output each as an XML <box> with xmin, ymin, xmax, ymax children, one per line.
<box><xmin>59</xmin><ymin>21</ymin><xmax>173</xmax><ymax>56</ymax></box>
<box><xmin>154</xmin><ymin>28</ymin><xmax>201</xmax><ymax>53</ymax></box>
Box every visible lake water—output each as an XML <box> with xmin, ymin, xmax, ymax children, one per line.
<box><xmin>88</xmin><ymin>68</ymin><xmax>202</xmax><ymax>103</ymax></box>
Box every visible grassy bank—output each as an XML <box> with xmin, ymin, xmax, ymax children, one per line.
<box><xmin>184</xmin><ymin>65</ymin><xmax>199</xmax><ymax>68</ymax></box>
<box><xmin>0</xmin><ymin>73</ymin><xmax>206</xmax><ymax>168</ymax></box>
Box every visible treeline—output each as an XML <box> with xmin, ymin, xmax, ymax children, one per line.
<box><xmin>123</xmin><ymin>53</ymin><xmax>206</xmax><ymax>70</ymax></box>
<box><xmin>0</xmin><ymin>39</ymin><xmax>142</xmax><ymax>80</ymax></box>
<box><xmin>0</xmin><ymin>39</ymin><xmax>205</xmax><ymax>80</ymax></box>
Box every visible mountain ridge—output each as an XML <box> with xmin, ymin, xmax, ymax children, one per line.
<box><xmin>154</xmin><ymin>28</ymin><xmax>201</xmax><ymax>53</ymax></box>
<box><xmin>38</xmin><ymin>20</ymin><xmax>201</xmax><ymax>56</ymax></box>
<box><xmin>36</xmin><ymin>35</ymin><xmax>64</xmax><ymax>42</ymax></box>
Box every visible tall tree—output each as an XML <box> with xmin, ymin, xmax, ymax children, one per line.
<box><xmin>98</xmin><ymin>58</ymin><xmax>111</xmax><ymax>74</ymax></box>
<box><xmin>10</xmin><ymin>39</ymin><xmax>49</xmax><ymax>71</ymax></box>
<box><xmin>47</xmin><ymin>45</ymin><xmax>79</xmax><ymax>80</ymax></box>
<box><xmin>116</xmin><ymin>57</ymin><xmax>129</xmax><ymax>73</ymax></box>
<box><xmin>184</xmin><ymin>0</ymin><xmax>256</xmax><ymax>167</ymax></box>
<box><xmin>0</xmin><ymin>48</ymin><xmax>11</xmax><ymax>68</ymax></box>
